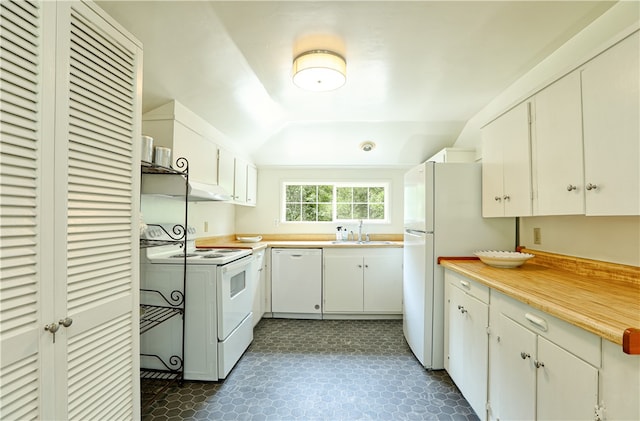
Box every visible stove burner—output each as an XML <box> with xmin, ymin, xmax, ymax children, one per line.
<box><xmin>216</xmin><ymin>249</ymin><xmax>241</xmax><ymax>253</ymax></box>
<box><xmin>193</xmin><ymin>249</ymin><xmax>212</xmax><ymax>253</ymax></box>
<box><xmin>202</xmin><ymin>254</ymin><xmax>225</xmax><ymax>258</ymax></box>
<box><xmin>169</xmin><ymin>253</ymin><xmax>198</xmax><ymax>258</ymax></box>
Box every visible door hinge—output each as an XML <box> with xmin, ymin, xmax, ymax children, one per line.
<box><xmin>486</xmin><ymin>326</ymin><xmax>492</xmax><ymax>336</ymax></box>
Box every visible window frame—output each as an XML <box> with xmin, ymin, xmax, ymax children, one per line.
<box><xmin>280</xmin><ymin>180</ymin><xmax>391</xmax><ymax>224</ymax></box>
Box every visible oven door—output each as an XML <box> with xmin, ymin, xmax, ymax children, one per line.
<box><xmin>217</xmin><ymin>255</ymin><xmax>254</xmax><ymax>340</ymax></box>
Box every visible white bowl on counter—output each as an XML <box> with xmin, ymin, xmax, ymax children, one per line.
<box><xmin>237</xmin><ymin>236</ymin><xmax>262</xmax><ymax>243</ymax></box>
<box><xmin>474</xmin><ymin>250</ymin><xmax>534</xmax><ymax>268</ymax></box>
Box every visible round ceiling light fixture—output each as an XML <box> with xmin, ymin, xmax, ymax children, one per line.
<box><xmin>360</xmin><ymin>141</ymin><xmax>376</xmax><ymax>152</ymax></box>
<box><xmin>292</xmin><ymin>50</ymin><xmax>346</xmax><ymax>92</ymax></box>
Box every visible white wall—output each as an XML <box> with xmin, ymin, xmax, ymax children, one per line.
<box><xmin>235</xmin><ymin>167</ymin><xmax>408</xmax><ymax>235</ymax></box>
<box><xmin>520</xmin><ymin>216</ymin><xmax>640</xmax><ymax>266</ymax></box>
<box><xmin>452</xmin><ymin>2</ymin><xmax>640</xmax><ymax>266</ymax></box>
<box><xmin>141</xmin><ymin>195</ymin><xmax>235</xmax><ymax>239</ymax></box>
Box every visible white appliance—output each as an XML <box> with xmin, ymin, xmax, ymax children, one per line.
<box><xmin>403</xmin><ymin>162</ymin><xmax>515</xmax><ymax>369</ymax></box>
<box><xmin>140</xmin><ymin>224</ymin><xmax>253</xmax><ymax>380</ymax></box>
<box><xmin>271</xmin><ymin>249</ymin><xmax>323</xmax><ymax>319</ymax></box>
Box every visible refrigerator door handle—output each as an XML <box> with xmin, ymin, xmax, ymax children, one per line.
<box><xmin>405</xmin><ymin>229</ymin><xmax>430</xmax><ymax>236</ymax></box>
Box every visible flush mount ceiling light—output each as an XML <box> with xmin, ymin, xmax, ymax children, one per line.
<box><xmin>360</xmin><ymin>141</ymin><xmax>376</xmax><ymax>152</ymax></box>
<box><xmin>292</xmin><ymin>50</ymin><xmax>346</xmax><ymax>92</ymax></box>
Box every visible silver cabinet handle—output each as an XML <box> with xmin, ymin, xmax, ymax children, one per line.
<box><xmin>534</xmin><ymin>360</ymin><xmax>545</xmax><ymax>368</ymax></box>
<box><xmin>457</xmin><ymin>305</ymin><xmax>467</xmax><ymax>314</ymax></box>
<box><xmin>520</xmin><ymin>352</ymin><xmax>530</xmax><ymax>360</ymax></box>
<box><xmin>494</xmin><ymin>196</ymin><xmax>502</xmax><ymax>202</ymax></box>
<box><xmin>566</xmin><ymin>184</ymin><xmax>577</xmax><ymax>191</ymax></box>
<box><xmin>503</xmin><ymin>195</ymin><xmax>510</xmax><ymax>201</ymax></box>
<box><xmin>586</xmin><ymin>183</ymin><xmax>598</xmax><ymax>191</ymax></box>
<box><xmin>525</xmin><ymin>312</ymin><xmax>548</xmax><ymax>331</ymax></box>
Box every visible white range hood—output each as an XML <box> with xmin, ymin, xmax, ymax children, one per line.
<box><xmin>141</xmin><ymin>174</ymin><xmax>231</xmax><ymax>202</ymax></box>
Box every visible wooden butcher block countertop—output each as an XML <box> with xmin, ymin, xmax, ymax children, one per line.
<box><xmin>440</xmin><ymin>248</ymin><xmax>640</xmax><ymax>354</ymax></box>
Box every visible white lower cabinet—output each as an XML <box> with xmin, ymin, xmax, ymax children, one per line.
<box><xmin>489</xmin><ymin>290</ymin><xmax>599</xmax><ymax>421</ymax></box>
<box><xmin>444</xmin><ymin>272</ymin><xmax>489</xmax><ymax>421</ymax></box>
<box><xmin>323</xmin><ymin>248</ymin><xmax>402</xmax><ymax>315</ymax></box>
<box><xmin>444</xmin><ymin>270</ymin><xmax>625</xmax><ymax>421</ymax></box>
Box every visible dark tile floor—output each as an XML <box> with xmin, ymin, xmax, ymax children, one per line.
<box><xmin>142</xmin><ymin>318</ymin><xmax>479</xmax><ymax>421</ymax></box>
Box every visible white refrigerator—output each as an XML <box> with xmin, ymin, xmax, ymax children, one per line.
<box><xmin>403</xmin><ymin>161</ymin><xmax>515</xmax><ymax>369</ymax></box>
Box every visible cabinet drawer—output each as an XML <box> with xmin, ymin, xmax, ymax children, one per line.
<box><xmin>492</xmin><ymin>290</ymin><xmax>600</xmax><ymax>367</ymax></box>
<box><xmin>445</xmin><ymin>270</ymin><xmax>490</xmax><ymax>304</ymax></box>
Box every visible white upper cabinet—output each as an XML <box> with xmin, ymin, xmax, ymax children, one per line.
<box><xmin>581</xmin><ymin>31</ymin><xmax>639</xmax><ymax>216</ymax></box>
<box><xmin>218</xmin><ymin>148</ymin><xmax>257</xmax><ymax>206</ymax></box>
<box><xmin>142</xmin><ymin>101</ymin><xmax>218</xmax><ymax>186</ymax></box>
<box><xmin>532</xmin><ymin>71</ymin><xmax>585</xmax><ymax>215</ymax></box>
<box><xmin>481</xmin><ymin>101</ymin><xmax>532</xmax><ymax>217</ymax></box>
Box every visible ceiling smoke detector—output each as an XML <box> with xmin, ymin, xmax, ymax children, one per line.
<box><xmin>292</xmin><ymin>50</ymin><xmax>346</xmax><ymax>92</ymax></box>
<box><xmin>360</xmin><ymin>141</ymin><xmax>376</xmax><ymax>152</ymax></box>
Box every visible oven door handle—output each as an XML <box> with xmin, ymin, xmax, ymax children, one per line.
<box><xmin>221</xmin><ymin>255</ymin><xmax>254</xmax><ymax>274</ymax></box>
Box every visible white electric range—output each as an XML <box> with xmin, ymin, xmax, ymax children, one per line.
<box><xmin>140</xmin><ymin>224</ymin><xmax>254</xmax><ymax>381</ymax></box>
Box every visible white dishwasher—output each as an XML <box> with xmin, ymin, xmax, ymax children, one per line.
<box><xmin>271</xmin><ymin>248</ymin><xmax>322</xmax><ymax>319</ymax></box>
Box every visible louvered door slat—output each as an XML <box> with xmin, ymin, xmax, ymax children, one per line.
<box><xmin>0</xmin><ymin>1</ymin><xmax>41</xmax><ymax>419</ymax></box>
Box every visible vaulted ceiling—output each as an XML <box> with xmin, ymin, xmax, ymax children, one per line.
<box><xmin>98</xmin><ymin>1</ymin><xmax>614</xmax><ymax>167</ymax></box>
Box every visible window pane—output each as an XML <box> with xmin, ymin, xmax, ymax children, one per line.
<box><xmin>302</xmin><ymin>204</ymin><xmax>317</xmax><ymax>221</ymax></box>
<box><xmin>370</xmin><ymin>203</ymin><xmax>385</xmax><ymax>219</ymax></box>
<box><xmin>336</xmin><ymin>187</ymin><xmax>352</xmax><ymax>203</ymax></box>
<box><xmin>318</xmin><ymin>204</ymin><xmax>332</xmax><ymax>221</ymax></box>
<box><xmin>369</xmin><ymin>187</ymin><xmax>384</xmax><ymax>203</ymax></box>
<box><xmin>353</xmin><ymin>187</ymin><xmax>368</xmax><ymax>203</ymax></box>
<box><xmin>302</xmin><ymin>185</ymin><xmax>317</xmax><ymax>203</ymax></box>
<box><xmin>354</xmin><ymin>204</ymin><xmax>368</xmax><ymax>219</ymax></box>
<box><xmin>337</xmin><ymin>203</ymin><xmax>352</xmax><ymax>219</ymax></box>
<box><xmin>318</xmin><ymin>185</ymin><xmax>333</xmax><ymax>202</ymax></box>
<box><xmin>286</xmin><ymin>203</ymin><xmax>301</xmax><ymax>221</ymax></box>
<box><xmin>286</xmin><ymin>185</ymin><xmax>301</xmax><ymax>202</ymax></box>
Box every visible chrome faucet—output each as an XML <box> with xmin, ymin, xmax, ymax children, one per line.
<box><xmin>358</xmin><ymin>219</ymin><xmax>363</xmax><ymax>242</ymax></box>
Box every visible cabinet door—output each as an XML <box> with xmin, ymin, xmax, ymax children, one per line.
<box><xmin>446</xmin><ymin>286</ymin><xmax>466</xmax><ymax>388</ymax></box>
<box><xmin>461</xmin><ymin>294</ymin><xmax>489</xmax><ymax>420</ymax></box>
<box><xmin>482</xmin><ymin>101</ymin><xmax>532</xmax><ymax>217</ymax></box>
<box><xmin>218</xmin><ymin>148</ymin><xmax>235</xmax><ymax>199</ymax></box>
<box><xmin>481</xmin><ymin>120</ymin><xmax>505</xmax><ymax>217</ymax></box>
<box><xmin>582</xmin><ymin>32</ymin><xmax>640</xmax><ymax>215</ymax></box>
<box><xmin>501</xmin><ymin>102</ymin><xmax>532</xmax><ymax>217</ymax></box>
<box><xmin>246</xmin><ymin>164</ymin><xmax>257</xmax><ymax>206</ymax></box>
<box><xmin>533</xmin><ymin>72</ymin><xmax>584</xmax><ymax>215</ymax></box>
<box><xmin>493</xmin><ymin>315</ymin><xmax>536</xmax><ymax>421</ymax></box>
<box><xmin>363</xmin><ymin>252</ymin><xmax>402</xmax><ymax>312</ymax></box>
<box><xmin>172</xmin><ymin>121</ymin><xmax>218</xmax><ymax>186</ymax></box>
<box><xmin>323</xmin><ymin>255</ymin><xmax>363</xmax><ymax>312</ymax></box>
<box><xmin>234</xmin><ymin>157</ymin><xmax>248</xmax><ymax>203</ymax></box>
<box><xmin>536</xmin><ymin>337</ymin><xmax>598</xmax><ymax>421</ymax></box>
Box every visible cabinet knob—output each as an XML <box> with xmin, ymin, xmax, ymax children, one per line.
<box><xmin>503</xmin><ymin>195</ymin><xmax>510</xmax><ymax>201</ymax></box>
<box><xmin>59</xmin><ymin>317</ymin><xmax>73</xmax><ymax>327</ymax></box>
<box><xmin>534</xmin><ymin>360</ymin><xmax>545</xmax><ymax>368</ymax></box>
<box><xmin>457</xmin><ymin>305</ymin><xmax>467</xmax><ymax>314</ymax></box>
<box><xmin>520</xmin><ymin>352</ymin><xmax>530</xmax><ymax>360</ymax></box>
<box><xmin>494</xmin><ymin>196</ymin><xmax>502</xmax><ymax>202</ymax></box>
<box><xmin>586</xmin><ymin>183</ymin><xmax>598</xmax><ymax>191</ymax></box>
<box><xmin>358</xmin><ymin>264</ymin><xmax>363</xmax><ymax>268</ymax></box>
<box><xmin>566</xmin><ymin>184</ymin><xmax>577</xmax><ymax>191</ymax></box>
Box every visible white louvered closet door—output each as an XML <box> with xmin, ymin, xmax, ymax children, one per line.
<box><xmin>0</xmin><ymin>1</ymin><xmax>50</xmax><ymax>420</ymax></box>
<box><xmin>1</xmin><ymin>1</ymin><xmax>142</xmax><ymax>420</ymax></box>
<box><xmin>54</xmin><ymin>2</ymin><xmax>142</xmax><ymax>420</ymax></box>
